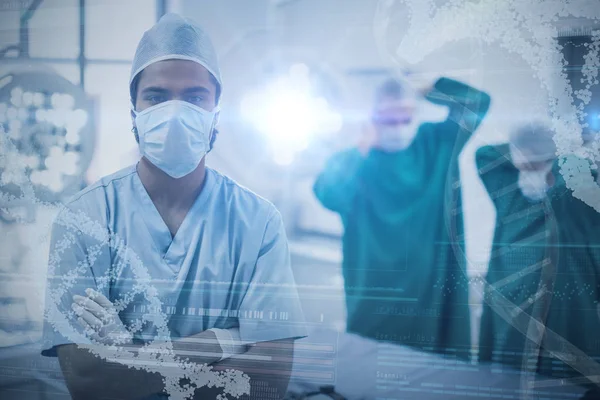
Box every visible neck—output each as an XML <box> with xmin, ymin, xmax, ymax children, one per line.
<box><xmin>136</xmin><ymin>157</ymin><xmax>206</xmax><ymax>209</ymax></box>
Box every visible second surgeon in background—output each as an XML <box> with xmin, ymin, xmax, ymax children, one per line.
<box><xmin>314</xmin><ymin>77</ymin><xmax>490</xmax><ymax>357</ymax></box>
<box><xmin>477</xmin><ymin>124</ymin><xmax>600</xmax><ymax>382</ymax></box>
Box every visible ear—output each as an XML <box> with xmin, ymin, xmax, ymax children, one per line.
<box><xmin>213</xmin><ymin>110</ymin><xmax>220</xmax><ymax>128</ymax></box>
<box><xmin>130</xmin><ymin>109</ymin><xmax>139</xmax><ymax>144</ymax></box>
<box><xmin>208</xmin><ymin>111</ymin><xmax>220</xmax><ymax>152</ymax></box>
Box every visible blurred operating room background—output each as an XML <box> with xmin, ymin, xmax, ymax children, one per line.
<box><xmin>0</xmin><ymin>0</ymin><xmax>599</xmax><ymax>398</ymax></box>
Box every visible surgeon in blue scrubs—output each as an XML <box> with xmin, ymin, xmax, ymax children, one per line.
<box><xmin>40</xmin><ymin>14</ymin><xmax>307</xmax><ymax>400</ymax></box>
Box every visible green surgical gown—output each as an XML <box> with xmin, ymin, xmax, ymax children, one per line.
<box><xmin>477</xmin><ymin>145</ymin><xmax>600</xmax><ymax>382</ymax></box>
<box><xmin>314</xmin><ymin>78</ymin><xmax>491</xmax><ymax>357</ymax></box>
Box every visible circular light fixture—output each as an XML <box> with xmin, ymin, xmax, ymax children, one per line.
<box><xmin>0</xmin><ymin>68</ymin><xmax>96</xmax><ymax>205</ymax></box>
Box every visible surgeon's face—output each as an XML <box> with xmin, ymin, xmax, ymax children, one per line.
<box><xmin>372</xmin><ymin>95</ymin><xmax>416</xmax><ymax>128</ymax></box>
<box><xmin>513</xmin><ymin>159</ymin><xmax>551</xmax><ymax>172</ymax></box>
<box><xmin>134</xmin><ymin>59</ymin><xmax>217</xmax><ymax>113</ymax></box>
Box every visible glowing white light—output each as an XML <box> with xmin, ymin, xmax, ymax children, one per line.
<box><xmin>258</xmin><ymin>88</ymin><xmax>316</xmax><ymax>141</ymax></box>
<box><xmin>55</xmin><ymin>110</ymin><xmax>66</xmax><ymax>128</ymax></box>
<box><xmin>33</xmin><ymin>93</ymin><xmax>44</xmax><ymax>107</ymax></box>
<box><xmin>62</xmin><ymin>152</ymin><xmax>79</xmax><ymax>175</ymax></box>
<box><xmin>273</xmin><ymin>149</ymin><xmax>296</xmax><ymax>166</ymax></box>
<box><xmin>65</xmin><ymin>128</ymin><xmax>81</xmax><ymax>145</ymax></box>
<box><xmin>10</xmin><ymin>87</ymin><xmax>23</xmax><ymax>107</ymax></box>
<box><xmin>22</xmin><ymin>92</ymin><xmax>33</xmax><ymax>106</ymax></box>
<box><xmin>43</xmin><ymin>109</ymin><xmax>54</xmax><ymax>125</ymax></box>
<box><xmin>8</xmin><ymin>120</ymin><xmax>21</xmax><ymax>139</ymax></box>
<box><xmin>241</xmin><ymin>67</ymin><xmax>342</xmax><ymax>163</ymax></box>
<box><xmin>69</xmin><ymin>109</ymin><xmax>88</xmax><ymax>130</ymax></box>
<box><xmin>44</xmin><ymin>109</ymin><xmax>67</xmax><ymax>128</ymax></box>
<box><xmin>62</xmin><ymin>94</ymin><xmax>75</xmax><ymax>110</ymax></box>
<box><xmin>33</xmin><ymin>169</ymin><xmax>63</xmax><ymax>191</ymax></box>
<box><xmin>30</xmin><ymin>170</ymin><xmax>41</xmax><ymax>185</ymax></box>
<box><xmin>50</xmin><ymin>93</ymin><xmax>61</xmax><ymax>109</ymax></box>
<box><xmin>35</xmin><ymin>109</ymin><xmax>46</xmax><ymax>122</ymax></box>
<box><xmin>324</xmin><ymin>112</ymin><xmax>344</xmax><ymax>133</ymax></box>
<box><xmin>289</xmin><ymin>63</ymin><xmax>310</xmax><ymax>80</ymax></box>
<box><xmin>6</xmin><ymin>107</ymin><xmax>18</xmax><ymax>121</ymax></box>
<box><xmin>50</xmin><ymin>93</ymin><xmax>75</xmax><ymax>111</ymax></box>
<box><xmin>25</xmin><ymin>155</ymin><xmax>40</xmax><ymax>169</ymax></box>
<box><xmin>42</xmin><ymin>146</ymin><xmax>78</xmax><ymax>179</ymax></box>
<box><xmin>240</xmin><ymin>92</ymin><xmax>262</xmax><ymax>121</ymax></box>
<box><xmin>47</xmin><ymin>170</ymin><xmax>64</xmax><ymax>193</ymax></box>
<box><xmin>17</xmin><ymin>108</ymin><xmax>28</xmax><ymax>120</ymax></box>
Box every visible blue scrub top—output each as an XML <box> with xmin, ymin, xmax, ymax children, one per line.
<box><xmin>41</xmin><ymin>165</ymin><xmax>307</xmax><ymax>356</ymax></box>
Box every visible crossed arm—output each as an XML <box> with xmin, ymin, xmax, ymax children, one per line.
<box><xmin>56</xmin><ymin>335</ymin><xmax>295</xmax><ymax>399</ymax></box>
<box><xmin>56</xmin><ymin>288</ymin><xmax>294</xmax><ymax>399</ymax></box>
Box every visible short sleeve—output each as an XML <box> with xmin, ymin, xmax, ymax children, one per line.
<box><xmin>41</xmin><ymin>203</ymin><xmax>111</xmax><ymax>357</ymax></box>
<box><xmin>237</xmin><ymin>209</ymin><xmax>307</xmax><ymax>344</ymax></box>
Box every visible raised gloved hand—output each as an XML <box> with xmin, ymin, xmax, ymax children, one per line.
<box><xmin>72</xmin><ymin>288</ymin><xmax>133</xmax><ymax>346</ymax></box>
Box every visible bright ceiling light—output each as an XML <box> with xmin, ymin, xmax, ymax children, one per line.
<box><xmin>0</xmin><ymin>70</ymin><xmax>96</xmax><ymax>202</ymax></box>
<box><xmin>22</xmin><ymin>92</ymin><xmax>33</xmax><ymax>106</ymax></box>
<box><xmin>6</xmin><ymin>107</ymin><xmax>17</xmax><ymax>121</ymax></box>
<box><xmin>10</xmin><ymin>87</ymin><xmax>22</xmax><ymax>107</ymax></box>
<box><xmin>32</xmin><ymin>93</ymin><xmax>44</xmax><ymax>108</ymax></box>
<box><xmin>240</xmin><ymin>63</ymin><xmax>342</xmax><ymax>165</ymax></box>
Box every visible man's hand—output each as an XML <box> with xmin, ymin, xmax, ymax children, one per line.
<box><xmin>72</xmin><ymin>288</ymin><xmax>133</xmax><ymax>346</ymax></box>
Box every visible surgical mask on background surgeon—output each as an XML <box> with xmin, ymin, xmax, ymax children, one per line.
<box><xmin>134</xmin><ymin>100</ymin><xmax>218</xmax><ymax>178</ymax></box>
<box><xmin>375</xmin><ymin>125</ymin><xmax>417</xmax><ymax>152</ymax></box>
<box><xmin>517</xmin><ymin>164</ymin><xmax>553</xmax><ymax>201</ymax></box>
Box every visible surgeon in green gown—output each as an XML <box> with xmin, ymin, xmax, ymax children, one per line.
<box><xmin>313</xmin><ymin>77</ymin><xmax>491</xmax><ymax>357</ymax></box>
<box><xmin>477</xmin><ymin>123</ymin><xmax>600</xmax><ymax>383</ymax></box>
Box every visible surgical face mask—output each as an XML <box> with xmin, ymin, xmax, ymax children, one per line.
<box><xmin>133</xmin><ymin>100</ymin><xmax>218</xmax><ymax>178</ymax></box>
<box><xmin>374</xmin><ymin>124</ymin><xmax>417</xmax><ymax>152</ymax></box>
<box><xmin>517</xmin><ymin>164</ymin><xmax>552</xmax><ymax>201</ymax></box>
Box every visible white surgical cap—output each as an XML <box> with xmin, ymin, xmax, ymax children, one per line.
<box><xmin>509</xmin><ymin>122</ymin><xmax>557</xmax><ymax>164</ymax></box>
<box><xmin>129</xmin><ymin>13</ymin><xmax>222</xmax><ymax>101</ymax></box>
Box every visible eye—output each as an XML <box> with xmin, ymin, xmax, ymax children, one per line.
<box><xmin>145</xmin><ymin>95</ymin><xmax>166</xmax><ymax>105</ymax></box>
<box><xmin>186</xmin><ymin>96</ymin><xmax>204</xmax><ymax>105</ymax></box>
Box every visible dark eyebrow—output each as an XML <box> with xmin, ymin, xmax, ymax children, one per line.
<box><xmin>140</xmin><ymin>87</ymin><xmax>169</xmax><ymax>94</ymax></box>
<box><xmin>182</xmin><ymin>86</ymin><xmax>211</xmax><ymax>94</ymax></box>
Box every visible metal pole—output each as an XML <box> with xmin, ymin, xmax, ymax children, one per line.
<box><xmin>0</xmin><ymin>57</ymin><xmax>131</xmax><ymax>65</ymax></box>
<box><xmin>18</xmin><ymin>0</ymin><xmax>43</xmax><ymax>57</ymax></box>
<box><xmin>156</xmin><ymin>0</ymin><xmax>167</xmax><ymax>21</ymax></box>
<box><xmin>78</xmin><ymin>0</ymin><xmax>86</xmax><ymax>89</ymax></box>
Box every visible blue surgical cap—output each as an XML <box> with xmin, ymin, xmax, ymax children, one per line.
<box><xmin>509</xmin><ymin>122</ymin><xmax>557</xmax><ymax>164</ymax></box>
<box><xmin>130</xmin><ymin>13</ymin><xmax>222</xmax><ymax>103</ymax></box>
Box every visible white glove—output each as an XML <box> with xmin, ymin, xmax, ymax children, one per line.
<box><xmin>72</xmin><ymin>288</ymin><xmax>133</xmax><ymax>345</ymax></box>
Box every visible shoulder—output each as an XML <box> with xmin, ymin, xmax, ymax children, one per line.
<box><xmin>59</xmin><ymin>165</ymin><xmax>137</xmax><ymax>223</ymax></box>
<box><xmin>326</xmin><ymin>147</ymin><xmax>361</xmax><ymax>161</ymax></box>
<box><xmin>325</xmin><ymin>148</ymin><xmax>363</xmax><ymax>169</ymax></box>
<box><xmin>476</xmin><ymin>144</ymin><xmax>508</xmax><ymax>165</ymax></box>
<box><xmin>208</xmin><ymin>168</ymin><xmax>279</xmax><ymax>221</ymax></box>
<box><xmin>414</xmin><ymin>122</ymin><xmax>455</xmax><ymax>148</ymax></box>
<box><xmin>476</xmin><ymin>144</ymin><xmax>514</xmax><ymax>184</ymax></box>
